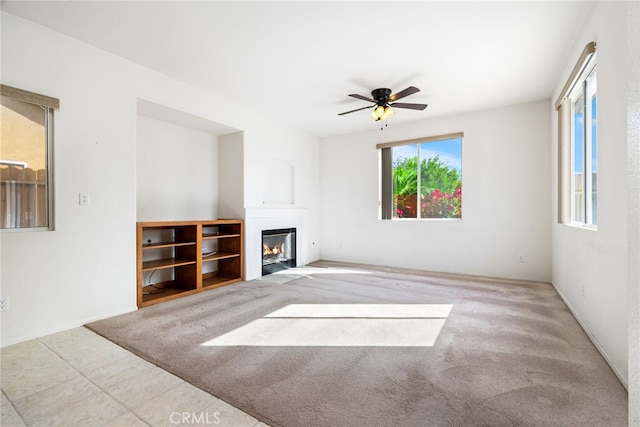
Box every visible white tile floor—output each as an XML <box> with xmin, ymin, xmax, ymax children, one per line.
<box><xmin>1</xmin><ymin>327</ymin><xmax>271</xmax><ymax>427</ymax></box>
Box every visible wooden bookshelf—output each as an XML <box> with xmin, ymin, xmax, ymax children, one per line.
<box><xmin>136</xmin><ymin>219</ymin><xmax>244</xmax><ymax>307</ymax></box>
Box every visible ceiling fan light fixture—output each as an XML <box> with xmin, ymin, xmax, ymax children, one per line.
<box><xmin>370</xmin><ymin>104</ymin><xmax>394</xmax><ymax>121</ymax></box>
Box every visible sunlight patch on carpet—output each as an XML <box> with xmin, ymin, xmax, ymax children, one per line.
<box><xmin>266</xmin><ymin>303</ymin><xmax>453</xmax><ymax>318</ymax></box>
<box><xmin>202</xmin><ymin>304</ymin><xmax>452</xmax><ymax>347</ymax></box>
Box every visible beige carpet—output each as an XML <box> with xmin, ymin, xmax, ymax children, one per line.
<box><xmin>87</xmin><ymin>262</ymin><xmax>628</xmax><ymax>427</ymax></box>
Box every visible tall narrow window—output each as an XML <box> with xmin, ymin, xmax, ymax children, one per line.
<box><xmin>1</xmin><ymin>85</ymin><xmax>58</xmax><ymax>230</ymax></box>
<box><xmin>569</xmin><ymin>55</ymin><xmax>597</xmax><ymax>226</ymax></box>
<box><xmin>379</xmin><ymin>133</ymin><xmax>462</xmax><ymax>220</ymax></box>
<box><xmin>556</xmin><ymin>42</ymin><xmax>597</xmax><ymax>228</ymax></box>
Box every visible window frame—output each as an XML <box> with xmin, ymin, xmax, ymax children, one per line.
<box><xmin>556</xmin><ymin>42</ymin><xmax>597</xmax><ymax>229</ymax></box>
<box><xmin>378</xmin><ymin>132</ymin><xmax>463</xmax><ymax>221</ymax></box>
<box><xmin>1</xmin><ymin>84</ymin><xmax>58</xmax><ymax>231</ymax></box>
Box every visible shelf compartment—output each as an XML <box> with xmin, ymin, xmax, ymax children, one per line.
<box><xmin>203</xmin><ymin>233</ymin><xmax>241</xmax><ymax>240</ymax></box>
<box><xmin>201</xmin><ymin>252</ymin><xmax>240</xmax><ymax>262</ymax></box>
<box><xmin>143</xmin><ymin>241</ymin><xmax>196</xmax><ymax>250</ymax></box>
<box><xmin>142</xmin><ymin>258</ymin><xmax>196</xmax><ymax>271</ymax></box>
<box><xmin>141</xmin><ymin>283</ymin><xmax>199</xmax><ymax>305</ymax></box>
<box><xmin>202</xmin><ymin>272</ymin><xmax>242</xmax><ymax>289</ymax></box>
<box><xmin>142</xmin><ymin>224</ymin><xmax>198</xmax><ymax>247</ymax></box>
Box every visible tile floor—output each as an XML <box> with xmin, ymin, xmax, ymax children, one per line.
<box><xmin>1</xmin><ymin>327</ymin><xmax>271</xmax><ymax>427</ymax></box>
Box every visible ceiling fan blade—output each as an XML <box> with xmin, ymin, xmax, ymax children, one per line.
<box><xmin>389</xmin><ymin>86</ymin><xmax>420</xmax><ymax>102</ymax></box>
<box><xmin>338</xmin><ymin>105</ymin><xmax>374</xmax><ymax>116</ymax></box>
<box><xmin>390</xmin><ymin>102</ymin><xmax>428</xmax><ymax>111</ymax></box>
<box><xmin>348</xmin><ymin>93</ymin><xmax>375</xmax><ymax>103</ymax></box>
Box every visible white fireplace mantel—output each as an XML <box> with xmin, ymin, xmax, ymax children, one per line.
<box><xmin>244</xmin><ymin>207</ymin><xmax>309</xmax><ymax>280</ymax></box>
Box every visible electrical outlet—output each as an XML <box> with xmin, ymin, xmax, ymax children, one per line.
<box><xmin>518</xmin><ymin>254</ymin><xmax>525</xmax><ymax>263</ymax></box>
<box><xmin>0</xmin><ymin>297</ymin><xmax>8</xmax><ymax>312</ymax></box>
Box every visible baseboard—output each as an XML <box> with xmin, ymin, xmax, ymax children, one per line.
<box><xmin>551</xmin><ymin>283</ymin><xmax>629</xmax><ymax>390</ymax></box>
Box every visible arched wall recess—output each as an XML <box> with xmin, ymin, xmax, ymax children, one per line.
<box><xmin>261</xmin><ymin>157</ymin><xmax>294</xmax><ymax>205</ymax></box>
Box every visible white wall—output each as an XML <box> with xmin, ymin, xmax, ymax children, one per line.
<box><xmin>0</xmin><ymin>12</ymin><xmax>139</xmax><ymax>345</ymax></box>
<box><xmin>136</xmin><ymin>115</ymin><xmax>219</xmax><ymax>221</ymax></box>
<box><xmin>320</xmin><ymin>100</ymin><xmax>551</xmax><ymax>282</ymax></box>
<box><xmin>550</xmin><ymin>1</ymin><xmax>628</xmax><ymax>385</ymax></box>
<box><xmin>0</xmin><ymin>11</ymin><xmax>321</xmax><ymax>346</ymax></box>
<box><xmin>218</xmin><ymin>132</ymin><xmax>244</xmax><ymax>219</ymax></box>
<box><xmin>628</xmin><ymin>2</ymin><xmax>640</xmax><ymax>421</ymax></box>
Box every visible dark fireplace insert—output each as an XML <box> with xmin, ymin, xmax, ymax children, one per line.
<box><xmin>262</xmin><ymin>228</ymin><xmax>296</xmax><ymax>276</ymax></box>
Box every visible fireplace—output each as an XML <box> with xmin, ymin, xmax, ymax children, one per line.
<box><xmin>262</xmin><ymin>228</ymin><xmax>296</xmax><ymax>276</ymax></box>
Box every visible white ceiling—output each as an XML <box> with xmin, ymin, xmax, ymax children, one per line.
<box><xmin>1</xmin><ymin>1</ymin><xmax>592</xmax><ymax>138</ymax></box>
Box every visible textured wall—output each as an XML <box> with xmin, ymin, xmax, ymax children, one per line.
<box><xmin>627</xmin><ymin>1</ymin><xmax>640</xmax><ymax>423</ymax></box>
<box><xmin>550</xmin><ymin>1</ymin><xmax>629</xmax><ymax>387</ymax></box>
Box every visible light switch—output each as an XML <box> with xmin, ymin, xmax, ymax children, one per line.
<box><xmin>79</xmin><ymin>192</ymin><xmax>90</xmax><ymax>205</ymax></box>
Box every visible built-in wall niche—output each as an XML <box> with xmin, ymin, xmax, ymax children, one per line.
<box><xmin>135</xmin><ymin>98</ymin><xmax>241</xmax><ymax>221</ymax></box>
<box><xmin>261</xmin><ymin>157</ymin><xmax>294</xmax><ymax>205</ymax></box>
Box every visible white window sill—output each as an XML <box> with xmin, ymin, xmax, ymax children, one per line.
<box><xmin>566</xmin><ymin>222</ymin><xmax>598</xmax><ymax>231</ymax></box>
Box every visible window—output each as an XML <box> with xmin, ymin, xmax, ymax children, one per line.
<box><xmin>379</xmin><ymin>133</ymin><xmax>463</xmax><ymax>220</ymax></box>
<box><xmin>570</xmin><ymin>61</ymin><xmax>597</xmax><ymax>225</ymax></box>
<box><xmin>1</xmin><ymin>85</ymin><xmax>58</xmax><ymax>230</ymax></box>
<box><xmin>556</xmin><ymin>42</ymin><xmax>597</xmax><ymax>228</ymax></box>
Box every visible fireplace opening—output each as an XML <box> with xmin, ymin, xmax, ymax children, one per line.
<box><xmin>262</xmin><ymin>228</ymin><xmax>296</xmax><ymax>276</ymax></box>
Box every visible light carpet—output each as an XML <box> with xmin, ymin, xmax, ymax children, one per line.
<box><xmin>86</xmin><ymin>262</ymin><xmax>628</xmax><ymax>427</ymax></box>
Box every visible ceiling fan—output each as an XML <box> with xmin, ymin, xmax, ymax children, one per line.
<box><xmin>338</xmin><ymin>86</ymin><xmax>428</xmax><ymax>121</ymax></box>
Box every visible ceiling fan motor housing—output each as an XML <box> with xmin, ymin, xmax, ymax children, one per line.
<box><xmin>372</xmin><ymin>88</ymin><xmax>392</xmax><ymax>105</ymax></box>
